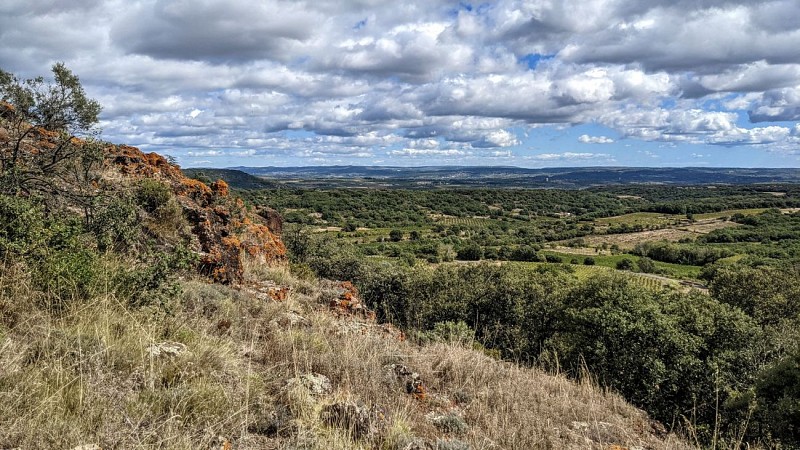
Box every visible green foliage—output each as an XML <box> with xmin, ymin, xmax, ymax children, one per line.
<box><xmin>0</xmin><ymin>195</ymin><xmax>46</xmax><ymax>255</ymax></box>
<box><xmin>389</xmin><ymin>229</ymin><xmax>404</xmax><ymax>242</ymax></box>
<box><xmin>583</xmin><ymin>257</ymin><xmax>596</xmax><ymax>265</ymax></box>
<box><xmin>32</xmin><ymin>247</ymin><xmax>102</xmax><ymax>306</ymax></box>
<box><xmin>707</xmin><ymin>264</ymin><xmax>800</xmax><ymax>327</ymax></box>
<box><xmin>90</xmin><ymin>195</ymin><xmax>140</xmax><ymax>253</ymax></box>
<box><xmin>544</xmin><ymin>254</ymin><xmax>563</xmax><ymax>264</ymax></box>
<box><xmin>416</xmin><ymin>321</ymin><xmax>475</xmax><ymax>345</ymax></box>
<box><xmin>754</xmin><ymin>348</ymin><xmax>800</xmax><ymax>445</ymax></box>
<box><xmin>135</xmin><ymin>179</ymin><xmax>172</xmax><ymax>214</ymax></box>
<box><xmin>615</xmin><ymin>258</ymin><xmax>634</xmax><ymax>270</ymax></box>
<box><xmin>636</xmin><ymin>256</ymin><xmax>657</xmax><ymax>273</ymax></box>
<box><xmin>0</xmin><ymin>63</ymin><xmax>102</xmax><ymax>198</ymax></box>
<box><xmin>456</xmin><ymin>243</ymin><xmax>483</xmax><ymax>261</ymax></box>
<box><xmin>633</xmin><ymin>241</ymin><xmax>733</xmax><ymax>266</ymax></box>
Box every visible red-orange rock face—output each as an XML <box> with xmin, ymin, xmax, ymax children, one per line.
<box><xmin>106</xmin><ymin>144</ymin><xmax>286</xmax><ymax>284</ymax></box>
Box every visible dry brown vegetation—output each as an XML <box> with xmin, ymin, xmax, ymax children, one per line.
<box><xmin>575</xmin><ymin>220</ymin><xmax>737</xmax><ymax>251</ymax></box>
<box><xmin>0</xmin><ymin>260</ymin><xmax>691</xmax><ymax>449</ymax></box>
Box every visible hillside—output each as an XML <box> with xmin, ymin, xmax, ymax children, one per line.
<box><xmin>182</xmin><ymin>168</ymin><xmax>278</xmax><ymax>190</ymax></box>
<box><xmin>229</xmin><ymin>165</ymin><xmax>800</xmax><ymax>188</ymax></box>
<box><xmin>0</xmin><ymin>264</ymin><xmax>692</xmax><ymax>449</ymax></box>
<box><xmin>0</xmin><ymin>75</ymin><xmax>690</xmax><ymax>449</ymax></box>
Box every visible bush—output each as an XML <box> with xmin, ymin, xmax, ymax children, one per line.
<box><xmin>33</xmin><ymin>248</ymin><xmax>102</xmax><ymax>305</ymax></box>
<box><xmin>636</xmin><ymin>257</ymin><xmax>656</xmax><ymax>273</ymax></box>
<box><xmin>509</xmin><ymin>245</ymin><xmax>540</xmax><ymax>262</ymax></box>
<box><xmin>544</xmin><ymin>254</ymin><xmax>562</xmax><ymax>264</ymax></box>
<box><xmin>90</xmin><ymin>195</ymin><xmax>140</xmax><ymax>253</ymax></box>
<box><xmin>754</xmin><ymin>349</ymin><xmax>800</xmax><ymax>446</ymax></box>
<box><xmin>136</xmin><ymin>179</ymin><xmax>172</xmax><ymax>214</ymax></box>
<box><xmin>583</xmin><ymin>257</ymin><xmax>596</xmax><ymax>265</ymax></box>
<box><xmin>616</xmin><ymin>258</ymin><xmax>634</xmax><ymax>271</ymax></box>
<box><xmin>0</xmin><ymin>195</ymin><xmax>46</xmax><ymax>255</ymax></box>
<box><xmin>456</xmin><ymin>243</ymin><xmax>483</xmax><ymax>261</ymax></box>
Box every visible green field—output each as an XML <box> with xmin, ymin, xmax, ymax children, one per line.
<box><xmin>595</xmin><ymin>212</ymin><xmax>677</xmax><ymax>227</ymax></box>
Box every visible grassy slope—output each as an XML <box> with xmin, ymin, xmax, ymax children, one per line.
<box><xmin>0</xmin><ymin>260</ymin><xmax>690</xmax><ymax>449</ymax></box>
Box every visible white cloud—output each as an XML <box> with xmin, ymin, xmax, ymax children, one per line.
<box><xmin>578</xmin><ymin>134</ymin><xmax>615</xmax><ymax>144</ymax></box>
<box><xmin>2</xmin><ymin>0</ymin><xmax>800</xmax><ymax>165</ymax></box>
<box><xmin>528</xmin><ymin>152</ymin><xmax>611</xmax><ymax>161</ymax></box>
<box><xmin>472</xmin><ymin>129</ymin><xmax>520</xmax><ymax>148</ymax></box>
<box><xmin>390</xmin><ymin>149</ymin><xmax>466</xmax><ymax>157</ymax></box>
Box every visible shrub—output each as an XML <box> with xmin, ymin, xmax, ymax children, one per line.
<box><xmin>135</xmin><ymin>179</ymin><xmax>172</xmax><ymax>214</ymax></box>
<box><xmin>754</xmin><ymin>349</ymin><xmax>800</xmax><ymax>446</ymax></box>
<box><xmin>583</xmin><ymin>257</ymin><xmax>596</xmax><ymax>265</ymax></box>
<box><xmin>544</xmin><ymin>254</ymin><xmax>562</xmax><ymax>263</ymax></box>
<box><xmin>456</xmin><ymin>243</ymin><xmax>483</xmax><ymax>261</ymax></box>
<box><xmin>90</xmin><ymin>195</ymin><xmax>140</xmax><ymax>253</ymax></box>
<box><xmin>0</xmin><ymin>195</ymin><xmax>46</xmax><ymax>255</ymax></box>
<box><xmin>636</xmin><ymin>257</ymin><xmax>656</xmax><ymax>273</ymax></box>
<box><xmin>32</xmin><ymin>247</ymin><xmax>102</xmax><ymax>306</ymax></box>
<box><xmin>616</xmin><ymin>258</ymin><xmax>634</xmax><ymax>271</ymax></box>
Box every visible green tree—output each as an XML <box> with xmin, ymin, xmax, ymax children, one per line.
<box><xmin>456</xmin><ymin>243</ymin><xmax>483</xmax><ymax>261</ymax></box>
<box><xmin>389</xmin><ymin>229</ymin><xmax>403</xmax><ymax>242</ymax></box>
<box><xmin>636</xmin><ymin>256</ymin><xmax>656</xmax><ymax>273</ymax></box>
<box><xmin>616</xmin><ymin>258</ymin><xmax>634</xmax><ymax>271</ymax></box>
<box><xmin>0</xmin><ymin>63</ymin><xmax>103</xmax><ymax>205</ymax></box>
<box><xmin>754</xmin><ymin>348</ymin><xmax>800</xmax><ymax>446</ymax></box>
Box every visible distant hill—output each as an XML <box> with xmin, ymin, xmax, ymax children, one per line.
<box><xmin>182</xmin><ymin>168</ymin><xmax>277</xmax><ymax>190</ymax></box>
<box><xmin>228</xmin><ymin>165</ymin><xmax>800</xmax><ymax>188</ymax></box>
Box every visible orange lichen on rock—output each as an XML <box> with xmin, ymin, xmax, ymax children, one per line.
<box><xmin>211</xmin><ymin>179</ymin><xmax>229</xmax><ymax>197</ymax></box>
<box><xmin>104</xmin><ymin>143</ymin><xmax>286</xmax><ymax>284</ymax></box>
<box><xmin>329</xmin><ymin>281</ymin><xmax>375</xmax><ymax>320</ymax></box>
<box><xmin>268</xmin><ymin>286</ymin><xmax>289</xmax><ymax>302</ymax></box>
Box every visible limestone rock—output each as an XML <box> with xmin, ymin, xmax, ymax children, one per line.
<box><xmin>320</xmin><ymin>401</ymin><xmax>386</xmax><ymax>440</ymax></box>
<box><xmin>285</xmin><ymin>373</ymin><xmax>332</xmax><ymax>396</ymax></box>
<box><xmin>147</xmin><ymin>341</ymin><xmax>187</xmax><ymax>358</ymax></box>
<box><xmin>386</xmin><ymin>364</ymin><xmax>427</xmax><ymax>400</ymax></box>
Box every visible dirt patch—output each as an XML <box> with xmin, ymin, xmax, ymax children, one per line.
<box><xmin>577</xmin><ymin>220</ymin><xmax>738</xmax><ymax>250</ymax></box>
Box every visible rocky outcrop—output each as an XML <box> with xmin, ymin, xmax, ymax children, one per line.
<box><xmin>106</xmin><ymin>144</ymin><xmax>286</xmax><ymax>284</ymax></box>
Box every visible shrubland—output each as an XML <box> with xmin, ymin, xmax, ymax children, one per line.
<box><xmin>287</xmin><ymin>228</ymin><xmax>800</xmax><ymax>448</ymax></box>
<box><xmin>0</xmin><ymin>64</ymin><xmax>697</xmax><ymax>449</ymax></box>
<box><xmin>3</xmin><ymin>64</ymin><xmax>799</xmax><ymax>449</ymax></box>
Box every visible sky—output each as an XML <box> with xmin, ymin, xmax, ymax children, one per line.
<box><xmin>2</xmin><ymin>1</ymin><xmax>800</xmax><ymax>168</ymax></box>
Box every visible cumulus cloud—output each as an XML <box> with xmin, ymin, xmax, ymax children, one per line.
<box><xmin>390</xmin><ymin>148</ymin><xmax>466</xmax><ymax>157</ymax></box>
<box><xmin>472</xmin><ymin>130</ymin><xmax>520</xmax><ymax>148</ymax></box>
<box><xmin>528</xmin><ymin>152</ymin><xmax>611</xmax><ymax>161</ymax></box>
<box><xmin>1</xmin><ymin>0</ymin><xmax>800</xmax><ymax>165</ymax></box>
<box><xmin>578</xmin><ymin>134</ymin><xmax>615</xmax><ymax>144</ymax></box>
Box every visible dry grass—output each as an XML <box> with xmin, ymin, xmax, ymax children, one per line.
<box><xmin>577</xmin><ymin>220</ymin><xmax>737</xmax><ymax>251</ymax></box>
<box><xmin>0</xmin><ymin>259</ymin><xmax>693</xmax><ymax>449</ymax></box>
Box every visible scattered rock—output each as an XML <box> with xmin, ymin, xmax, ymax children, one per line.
<box><xmin>209</xmin><ymin>436</ymin><xmax>232</xmax><ymax>450</ymax></box>
<box><xmin>249</xmin><ymin>404</ymin><xmax>295</xmax><ymax>437</ymax></box>
<box><xmin>329</xmin><ymin>281</ymin><xmax>375</xmax><ymax>320</ymax></box>
<box><xmin>396</xmin><ymin>438</ymin><xmax>434</xmax><ymax>450</ymax></box>
<box><xmin>268</xmin><ymin>286</ymin><xmax>289</xmax><ymax>302</ymax></box>
<box><xmin>256</xmin><ymin>206</ymin><xmax>283</xmax><ymax>235</ymax></box>
<box><xmin>105</xmin><ymin>143</ymin><xmax>286</xmax><ymax>285</ymax></box>
<box><xmin>244</xmin><ymin>281</ymin><xmax>291</xmax><ymax>302</ymax></box>
<box><xmin>146</xmin><ymin>341</ymin><xmax>187</xmax><ymax>358</ymax></box>
<box><xmin>426</xmin><ymin>412</ymin><xmax>469</xmax><ymax>435</ymax></box>
<box><xmin>272</xmin><ymin>311</ymin><xmax>310</xmax><ymax>329</ymax></box>
<box><xmin>436</xmin><ymin>439</ymin><xmax>471</xmax><ymax>450</ymax></box>
<box><xmin>386</xmin><ymin>364</ymin><xmax>427</xmax><ymax>401</ymax></box>
<box><xmin>285</xmin><ymin>373</ymin><xmax>332</xmax><ymax>396</ymax></box>
<box><xmin>320</xmin><ymin>401</ymin><xmax>386</xmax><ymax>440</ymax></box>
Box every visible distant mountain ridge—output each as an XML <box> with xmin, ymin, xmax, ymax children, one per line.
<box><xmin>224</xmin><ymin>165</ymin><xmax>800</xmax><ymax>188</ymax></box>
